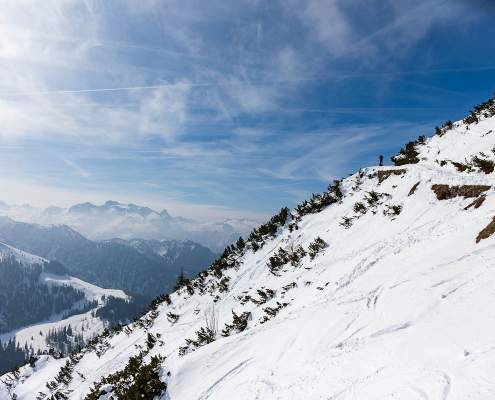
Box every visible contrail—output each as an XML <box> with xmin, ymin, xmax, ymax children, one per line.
<box><xmin>1</xmin><ymin>65</ymin><xmax>494</xmax><ymax>97</ymax></box>
<box><xmin>0</xmin><ymin>83</ymin><xmax>214</xmax><ymax>96</ymax></box>
<box><xmin>0</xmin><ymin>79</ymin><xmax>319</xmax><ymax>97</ymax></box>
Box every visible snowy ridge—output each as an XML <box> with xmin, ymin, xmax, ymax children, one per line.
<box><xmin>2</xmin><ymin>97</ymin><xmax>495</xmax><ymax>399</ymax></box>
<box><xmin>40</xmin><ymin>275</ymin><xmax>127</xmax><ymax>304</ymax></box>
<box><xmin>0</xmin><ymin>242</ymin><xmax>47</xmax><ymax>266</ymax></box>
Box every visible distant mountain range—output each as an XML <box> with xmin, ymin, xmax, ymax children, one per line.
<box><xmin>0</xmin><ymin>200</ymin><xmax>258</xmax><ymax>252</ymax></box>
<box><xmin>0</xmin><ymin>216</ymin><xmax>218</xmax><ymax>296</ymax></box>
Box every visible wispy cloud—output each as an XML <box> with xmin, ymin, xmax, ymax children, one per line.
<box><xmin>63</xmin><ymin>159</ymin><xmax>90</xmax><ymax>178</ymax></box>
<box><xmin>0</xmin><ymin>0</ymin><xmax>492</xmax><ymax>219</ymax></box>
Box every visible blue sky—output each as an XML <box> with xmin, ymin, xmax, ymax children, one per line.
<box><xmin>0</xmin><ymin>0</ymin><xmax>494</xmax><ymax>221</ymax></box>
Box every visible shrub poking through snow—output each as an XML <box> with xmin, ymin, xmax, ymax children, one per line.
<box><xmin>221</xmin><ymin>311</ymin><xmax>251</xmax><ymax>337</ymax></box>
<box><xmin>238</xmin><ymin>294</ymin><xmax>252</xmax><ymax>305</ymax></box>
<box><xmin>85</xmin><ymin>352</ymin><xmax>166</xmax><ymax>400</ymax></box>
<box><xmin>353</xmin><ymin>202</ymin><xmax>367</xmax><ymax>214</ymax></box>
<box><xmin>340</xmin><ymin>216</ymin><xmax>353</xmax><ymax>229</ymax></box>
<box><xmin>267</xmin><ymin>244</ymin><xmax>306</xmax><ymax>275</ymax></box>
<box><xmin>365</xmin><ymin>191</ymin><xmax>379</xmax><ymax>207</ymax></box>
<box><xmin>178</xmin><ymin>327</ymin><xmax>216</xmax><ymax>356</ymax></box>
<box><xmin>328</xmin><ymin>179</ymin><xmax>344</xmax><ymax>199</ymax></box>
<box><xmin>281</xmin><ymin>282</ymin><xmax>297</xmax><ymax>295</ymax></box>
<box><xmin>251</xmin><ymin>288</ymin><xmax>276</xmax><ymax>305</ymax></box>
<box><xmin>288</xmin><ymin>245</ymin><xmax>306</xmax><ymax>267</ymax></box>
<box><xmin>209</xmin><ymin>243</ymin><xmax>243</xmax><ymax>278</ymax></box>
<box><xmin>289</xmin><ymin>180</ymin><xmax>343</xmax><ymax>231</ymax></box>
<box><xmin>248</xmin><ymin>207</ymin><xmax>290</xmax><ymax>252</ymax></box>
<box><xmin>260</xmin><ymin>302</ymin><xmax>289</xmax><ymax>324</ymax></box>
<box><xmin>435</xmin><ymin>121</ymin><xmax>454</xmax><ymax>137</ymax></box>
<box><xmin>146</xmin><ymin>333</ymin><xmax>157</xmax><ymax>351</ymax></box>
<box><xmin>308</xmin><ymin>237</ymin><xmax>327</xmax><ymax>260</ymax></box>
<box><xmin>267</xmin><ymin>248</ymin><xmax>290</xmax><ymax>275</ymax></box>
<box><xmin>442</xmin><ymin>156</ymin><xmax>494</xmax><ymax>175</ymax></box>
<box><xmin>351</xmin><ymin>169</ymin><xmax>366</xmax><ymax>192</ymax></box>
<box><xmin>463</xmin><ymin>94</ymin><xmax>495</xmax><ymax>126</ymax></box>
<box><xmin>391</xmin><ymin>135</ymin><xmax>425</xmax><ymax>166</ymax></box>
<box><xmin>383</xmin><ymin>205</ymin><xmax>402</xmax><ymax>218</ymax></box>
<box><xmin>471</xmin><ymin>156</ymin><xmax>495</xmax><ymax>174</ymax></box>
<box><xmin>166</xmin><ymin>312</ymin><xmax>179</xmax><ymax>324</ymax></box>
<box><xmin>364</xmin><ymin>190</ymin><xmax>389</xmax><ymax>208</ymax></box>
<box><xmin>218</xmin><ymin>276</ymin><xmax>230</xmax><ymax>292</ymax></box>
<box><xmin>451</xmin><ymin>161</ymin><xmax>470</xmax><ymax>172</ymax></box>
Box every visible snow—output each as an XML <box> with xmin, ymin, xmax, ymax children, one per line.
<box><xmin>3</xmin><ymin>113</ymin><xmax>495</xmax><ymax>399</ymax></box>
<box><xmin>41</xmin><ymin>274</ymin><xmax>127</xmax><ymax>303</ymax></box>
<box><xmin>0</xmin><ymin>242</ymin><xmax>47</xmax><ymax>266</ymax></box>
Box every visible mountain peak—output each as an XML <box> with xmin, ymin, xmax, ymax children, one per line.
<box><xmin>68</xmin><ymin>202</ymin><xmax>97</xmax><ymax>213</ymax></box>
<box><xmin>103</xmin><ymin>200</ymin><xmax>123</xmax><ymax>207</ymax></box>
<box><xmin>159</xmin><ymin>209</ymin><xmax>171</xmax><ymax>218</ymax></box>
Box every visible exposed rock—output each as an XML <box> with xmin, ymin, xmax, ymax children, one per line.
<box><xmin>431</xmin><ymin>184</ymin><xmax>490</xmax><ymax>200</ymax></box>
<box><xmin>464</xmin><ymin>195</ymin><xmax>486</xmax><ymax>210</ymax></box>
<box><xmin>476</xmin><ymin>216</ymin><xmax>495</xmax><ymax>243</ymax></box>
<box><xmin>408</xmin><ymin>181</ymin><xmax>420</xmax><ymax>196</ymax></box>
<box><xmin>377</xmin><ymin>169</ymin><xmax>407</xmax><ymax>184</ymax></box>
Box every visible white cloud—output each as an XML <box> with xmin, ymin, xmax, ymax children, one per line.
<box><xmin>298</xmin><ymin>0</ymin><xmax>355</xmax><ymax>57</ymax></box>
<box><xmin>0</xmin><ymin>1</ymin><xmax>194</xmax><ymax>144</ymax></box>
<box><xmin>138</xmin><ymin>83</ymin><xmax>191</xmax><ymax>141</ymax></box>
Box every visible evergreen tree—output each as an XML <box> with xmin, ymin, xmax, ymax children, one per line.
<box><xmin>173</xmin><ymin>268</ymin><xmax>190</xmax><ymax>291</ymax></box>
<box><xmin>0</xmin><ymin>338</ymin><xmax>29</xmax><ymax>375</ymax></box>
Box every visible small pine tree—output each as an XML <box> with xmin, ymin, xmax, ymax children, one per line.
<box><xmin>235</xmin><ymin>237</ymin><xmax>245</xmax><ymax>252</ymax></box>
<box><xmin>173</xmin><ymin>268</ymin><xmax>190</xmax><ymax>291</ymax></box>
<box><xmin>308</xmin><ymin>237</ymin><xmax>327</xmax><ymax>260</ymax></box>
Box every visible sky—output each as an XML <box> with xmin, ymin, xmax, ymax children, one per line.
<box><xmin>0</xmin><ymin>0</ymin><xmax>495</xmax><ymax>222</ymax></box>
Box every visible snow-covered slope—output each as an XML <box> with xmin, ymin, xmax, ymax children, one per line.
<box><xmin>2</xmin><ymin>98</ymin><xmax>495</xmax><ymax>399</ymax></box>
